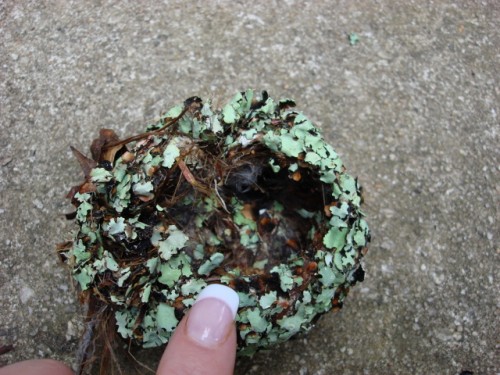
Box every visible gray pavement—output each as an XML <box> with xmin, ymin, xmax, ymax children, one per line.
<box><xmin>0</xmin><ymin>1</ymin><xmax>498</xmax><ymax>374</ymax></box>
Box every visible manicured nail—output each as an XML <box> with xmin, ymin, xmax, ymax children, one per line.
<box><xmin>186</xmin><ymin>284</ymin><xmax>239</xmax><ymax>347</ymax></box>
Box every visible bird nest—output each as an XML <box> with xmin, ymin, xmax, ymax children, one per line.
<box><xmin>58</xmin><ymin>90</ymin><xmax>370</xmax><ymax>365</ymax></box>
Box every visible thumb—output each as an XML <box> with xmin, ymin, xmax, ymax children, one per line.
<box><xmin>156</xmin><ymin>284</ymin><xmax>239</xmax><ymax>375</ymax></box>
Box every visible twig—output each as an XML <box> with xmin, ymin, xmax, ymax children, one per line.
<box><xmin>213</xmin><ymin>179</ymin><xmax>230</xmax><ymax>213</ymax></box>
<box><xmin>177</xmin><ymin>160</ymin><xmax>211</xmax><ymax>196</ymax></box>
<box><xmin>127</xmin><ymin>343</ymin><xmax>156</xmax><ymax>374</ymax></box>
<box><xmin>0</xmin><ymin>345</ymin><xmax>13</xmax><ymax>356</ymax></box>
<box><xmin>103</xmin><ymin>106</ymin><xmax>190</xmax><ymax>150</ymax></box>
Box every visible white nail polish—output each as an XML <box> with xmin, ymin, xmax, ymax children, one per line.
<box><xmin>186</xmin><ymin>285</ymin><xmax>240</xmax><ymax>346</ymax></box>
<box><xmin>195</xmin><ymin>284</ymin><xmax>239</xmax><ymax>318</ymax></box>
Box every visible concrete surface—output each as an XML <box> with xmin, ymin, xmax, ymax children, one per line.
<box><xmin>0</xmin><ymin>1</ymin><xmax>498</xmax><ymax>374</ymax></box>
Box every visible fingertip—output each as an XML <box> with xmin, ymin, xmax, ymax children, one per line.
<box><xmin>196</xmin><ymin>284</ymin><xmax>239</xmax><ymax>318</ymax></box>
<box><xmin>156</xmin><ymin>284</ymin><xmax>239</xmax><ymax>375</ymax></box>
<box><xmin>0</xmin><ymin>359</ymin><xmax>73</xmax><ymax>375</ymax></box>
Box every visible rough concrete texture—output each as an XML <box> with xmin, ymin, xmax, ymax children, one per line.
<box><xmin>1</xmin><ymin>1</ymin><xmax>498</xmax><ymax>374</ymax></box>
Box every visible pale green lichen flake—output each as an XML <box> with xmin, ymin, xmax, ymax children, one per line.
<box><xmin>133</xmin><ymin>181</ymin><xmax>153</xmax><ymax>195</ymax></box>
<box><xmin>278</xmin><ymin>314</ymin><xmax>306</xmax><ymax>335</ymax></box>
<box><xmin>271</xmin><ymin>264</ymin><xmax>294</xmax><ymax>292</ymax></box>
<box><xmin>117</xmin><ymin>267</ymin><xmax>131</xmax><ymax>287</ymax></box>
<box><xmin>76</xmin><ymin>200</ymin><xmax>92</xmax><ymax>222</ymax></box>
<box><xmin>222</xmin><ymin>104</ymin><xmax>237</xmax><ymax>124</ymax></box>
<box><xmin>162</xmin><ymin>143</ymin><xmax>180</xmax><ymax>168</ymax></box>
<box><xmin>304</xmin><ymin>151</ymin><xmax>322</xmax><ymax>166</ymax></box>
<box><xmin>158</xmin><ymin>225</ymin><xmax>188</xmax><ymax>261</ymax></box>
<box><xmin>181</xmin><ymin>278</ymin><xmax>207</xmax><ymax>296</ymax></box>
<box><xmin>198</xmin><ymin>252</ymin><xmax>224</xmax><ymax>276</ymax></box>
<box><xmin>106</xmin><ymin>217</ymin><xmax>126</xmax><ymax>235</ymax></box>
<box><xmin>165</xmin><ymin>104</ymin><xmax>183</xmax><ymax>119</ymax></box>
<box><xmin>319</xmin><ymin>266</ymin><xmax>336</xmax><ymax>287</ymax></box>
<box><xmin>72</xmin><ymin>240</ymin><xmax>90</xmax><ymax>262</ymax></box>
<box><xmin>280</xmin><ymin>133</ymin><xmax>304</xmax><ymax>157</ymax></box>
<box><xmin>323</xmin><ymin>227</ymin><xmax>347</xmax><ymax>250</ymax></box>
<box><xmin>268</xmin><ymin>158</ymin><xmax>280</xmax><ymax>173</ymax></box>
<box><xmin>258</xmin><ymin>97</ymin><xmax>275</xmax><ymax>114</ymax></box>
<box><xmin>158</xmin><ymin>263</ymin><xmax>182</xmax><ymax>287</ymax></box>
<box><xmin>157</xmin><ymin>303</ymin><xmax>178</xmax><ymax>331</ymax></box>
<box><xmin>90</xmin><ymin>167</ymin><xmax>113</xmax><ymax>183</ymax></box>
<box><xmin>247</xmin><ymin>308</ymin><xmax>269</xmax><ymax>333</ymax></box>
<box><xmin>115</xmin><ymin>310</ymin><xmax>134</xmax><ymax>338</ymax></box>
<box><xmin>74</xmin><ymin>268</ymin><xmax>93</xmax><ymax>290</ymax></box>
<box><xmin>259</xmin><ymin>291</ymin><xmax>277</xmax><ymax>309</ymax></box>
<box><xmin>141</xmin><ymin>283</ymin><xmax>152</xmax><ymax>303</ymax></box>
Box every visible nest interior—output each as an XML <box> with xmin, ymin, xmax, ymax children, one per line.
<box><xmin>58</xmin><ymin>90</ymin><xmax>370</xmax><ymax>358</ymax></box>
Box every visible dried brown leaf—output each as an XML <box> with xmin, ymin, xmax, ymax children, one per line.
<box><xmin>71</xmin><ymin>146</ymin><xmax>97</xmax><ymax>178</ymax></box>
<box><xmin>91</xmin><ymin>129</ymin><xmax>123</xmax><ymax>162</ymax></box>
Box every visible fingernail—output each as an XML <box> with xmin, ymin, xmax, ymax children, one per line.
<box><xmin>186</xmin><ymin>284</ymin><xmax>239</xmax><ymax>347</ymax></box>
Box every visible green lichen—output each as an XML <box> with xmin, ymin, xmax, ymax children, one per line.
<box><xmin>162</xmin><ymin>143</ymin><xmax>180</xmax><ymax>168</ymax></box>
<box><xmin>157</xmin><ymin>303</ymin><xmax>178</xmax><ymax>331</ymax></box>
<box><xmin>198</xmin><ymin>253</ymin><xmax>224</xmax><ymax>276</ymax></box>
<box><xmin>60</xmin><ymin>90</ymin><xmax>370</xmax><ymax>354</ymax></box>
<box><xmin>90</xmin><ymin>168</ymin><xmax>113</xmax><ymax>183</ymax></box>
<box><xmin>348</xmin><ymin>32</ymin><xmax>360</xmax><ymax>46</ymax></box>
<box><xmin>259</xmin><ymin>291</ymin><xmax>277</xmax><ymax>309</ymax></box>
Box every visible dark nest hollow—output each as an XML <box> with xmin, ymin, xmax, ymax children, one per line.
<box><xmin>57</xmin><ymin>90</ymin><xmax>370</xmax><ymax>374</ymax></box>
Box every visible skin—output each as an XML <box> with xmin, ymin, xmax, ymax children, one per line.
<box><xmin>0</xmin><ymin>359</ymin><xmax>74</xmax><ymax>375</ymax></box>
<box><xmin>0</xmin><ymin>307</ymin><xmax>237</xmax><ymax>375</ymax></box>
<box><xmin>156</xmin><ymin>307</ymin><xmax>237</xmax><ymax>375</ymax></box>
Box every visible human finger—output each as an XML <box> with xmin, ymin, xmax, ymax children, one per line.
<box><xmin>0</xmin><ymin>359</ymin><xmax>73</xmax><ymax>375</ymax></box>
<box><xmin>156</xmin><ymin>284</ymin><xmax>239</xmax><ymax>375</ymax></box>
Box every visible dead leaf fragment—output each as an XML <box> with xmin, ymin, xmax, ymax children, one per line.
<box><xmin>90</xmin><ymin>129</ymin><xmax>123</xmax><ymax>162</ymax></box>
<box><xmin>70</xmin><ymin>146</ymin><xmax>97</xmax><ymax>178</ymax></box>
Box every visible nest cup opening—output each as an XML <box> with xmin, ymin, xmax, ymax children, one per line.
<box><xmin>140</xmin><ymin>138</ymin><xmax>331</xmax><ymax>279</ymax></box>
<box><xmin>220</xmin><ymin>146</ymin><xmax>333</xmax><ymax>274</ymax></box>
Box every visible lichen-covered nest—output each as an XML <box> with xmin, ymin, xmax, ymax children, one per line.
<box><xmin>58</xmin><ymin>90</ymin><xmax>370</xmax><ymax>357</ymax></box>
